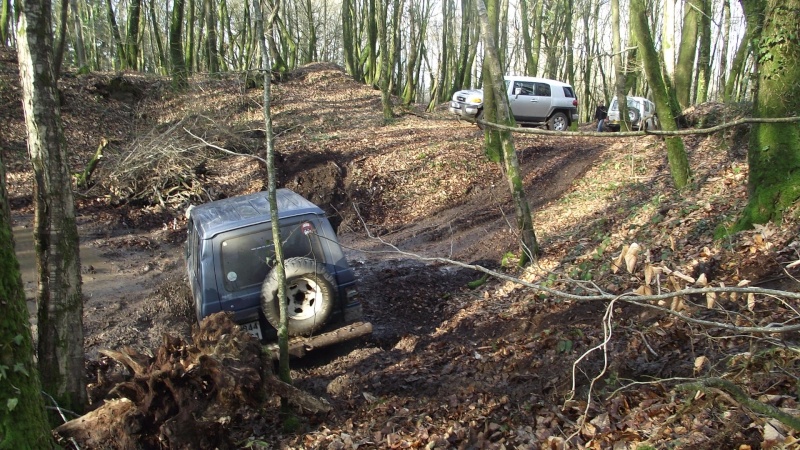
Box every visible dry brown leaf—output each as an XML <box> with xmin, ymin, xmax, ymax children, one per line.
<box><xmin>644</xmin><ymin>263</ymin><xmax>654</xmax><ymax>285</ymax></box>
<box><xmin>694</xmin><ymin>355</ymin><xmax>707</xmax><ymax>373</ymax></box>
<box><xmin>634</xmin><ymin>285</ymin><xmax>652</xmax><ymax>296</ymax></box>
<box><xmin>747</xmin><ymin>293</ymin><xmax>755</xmax><ymax>311</ymax></box>
<box><xmin>612</xmin><ymin>245</ymin><xmax>629</xmax><ymax>274</ymax></box>
<box><xmin>671</xmin><ymin>270</ymin><xmax>696</xmax><ymax>284</ymax></box>
<box><xmin>696</xmin><ymin>273</ymin><xmax>707</xmax><ymax>286</ymax></box>
<box><xmin>706</xmin><ymin>292</ymin><xmax>716</xmax><ymax>309</ymax></box>
<box><xmin>625</xmin><ymin>243</ymin><xmax>641</xmax><ymax>273</ymax></box>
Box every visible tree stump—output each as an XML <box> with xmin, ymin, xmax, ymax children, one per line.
<box><xmin>56</xmin><ymin>313</ymin><xmax>269</xmax><ymax>449</ymax></box>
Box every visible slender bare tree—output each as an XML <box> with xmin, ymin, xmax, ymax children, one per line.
<box><xmin>17</xmin><ymin>0</ymin><xmax>86</xmax><ymax>414</ymax></box>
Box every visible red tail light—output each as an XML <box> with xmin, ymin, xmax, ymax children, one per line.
<box><xmin>573</xmin><ymin>99</ymin><xmax>578</xmax><ymax>106</ymax></box>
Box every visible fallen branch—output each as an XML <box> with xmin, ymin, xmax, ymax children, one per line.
<box><xmin>677</xmin><ymin>378</ymin><xmax>800</xmax><ymax>432</ymax></box>
<box><xmin>476</xmin><ymin>115</ymin><xmax>800</xmax><ymax>137</ymax></box>
<box><xmin>75</xmin><ymin>138</ymin><xmax>108</xmax><ymax>189</ymax></box>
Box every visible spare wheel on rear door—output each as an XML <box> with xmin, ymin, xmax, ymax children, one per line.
<box><xmin>261</xmin><ymin>257</ymin><xmax>336</xmax><ymax>336</ymax></box>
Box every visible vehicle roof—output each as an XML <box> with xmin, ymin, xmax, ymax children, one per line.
<box><xmin>188</xmin><ymin>188</ymin><xmax>324</xmax><ymax>239</ymax></box>
<box><xmin>609</xmin><ymin>96</ymin><xmax>654</xmax><ymax>107</ymax></box>
<box><xmin>503</xmin><ymin>75</ymin><xmax>572</xmax><ymax>87</ymax></box>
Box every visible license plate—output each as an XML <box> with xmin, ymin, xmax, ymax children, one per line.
<box><xmin>240</xmin><ymin>321</ymin><xmax>262</xmax><ymax>340</ymax></box>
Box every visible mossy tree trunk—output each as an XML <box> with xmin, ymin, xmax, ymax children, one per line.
<box><xmin>17</xmin><ymin>0</ymin><xmax>87</xmax><ymax>416</ymax></box>
<box><xmin>170</xmin><ymin>0</ymin><xmax>189</xmax><ymax>89</ymax></box>
<box><xmin>0</xmin><ymin>155</ymin><xmax>55</xmax><ymax>449</ymax></box>
<box><xmin>476</xmin><ymin>0</ymin><xmax>541</xmax><ymax>264</ymax></box>
<box><xmin>694</xmin><ymin>0</ymin><xmax>712</xmax><ymax>103</ymax></box>
<box><xmin>0</xmin><ymin>0</ymin><xmax>11</xmax><ymax>45</ymax></box>
<box><xmin>674</xmin><ymin>0</ymin><xmax>700</xmax><ymax>108</ymax></box>
<box><xmin>630</xmin><ymin>0</ymin><xmax>691</xmax><ymax>189</ymax></box>
<box><xmin>105</xmin><ymin>0</ymin><xmax>125</xmax><ymax>70</ymax></box>
<box><xmin>734</xmin><ymin>0</ymin><xmax>800</xmax><ymax>230</ymax></box>
<box><xmin>124</xmin><ymin>0</ymin><xmax>142</xmax><ymax>70</ymax></box>
<box><xmin>481</xmin><ymin>0</ymin><xmax>503</xmax><ymax>162</ymax></box>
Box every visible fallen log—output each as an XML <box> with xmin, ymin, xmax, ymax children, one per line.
<box><xmin>265</xmin><ymin>321</ymin><xmax>373</xmax><ymax>359</ymax></box>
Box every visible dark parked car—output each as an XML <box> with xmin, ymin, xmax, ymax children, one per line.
<box><xmin>185</xmin><ymin>189</ymin><xmax>363</xmax><ymax>342</ymax></box>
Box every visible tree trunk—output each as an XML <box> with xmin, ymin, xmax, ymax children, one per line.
<box><xmin>365</xmin><ymin>0</ymin><xmax>378</xmax><ymax>84</ymax></box>
<box><xmin>452</xmin><ymin>0</ymin><xmax>473</xmax><ymax>91</ymax></box>
<box><xmin>16</xmin><ymin>0</ymin><xmax>87</xmax><ymax>415</ymax></box>
<box><xmin>53</xmin><ymin>0</ymin><xmax>68</xmax><ymax>77</ymax></box>
<box><xmin>148</xmin><ymin>0</ymin><xmax>167</xmax><ymax>74</ymax></box>
<box><xmin>389</xmin><ymin>0</ymin><xmax>403</xmax><ymax>93</ymax></box>
<box><xmin>426</xmin><ymin>0</ymin><xmax>450</xmax><ymax>109</ymax></box>
<box><xmin>218</xmin><ymin>0</ymin><xmax>232</xmax><ymax>70</ymax></box>
<box><xmin>531</xmin><ymin>0</ymin><xmax>542</xmax><ymax>76</ymax></box>
<box><xmin>564</xmin><ymin>0</ymin><xmax>574</xmax><ymax>88</ymax></box>
<box><xmin>170</xmin><ymin>0</ymin><xmax>188</xmax><ymax>88</ymax></box>
<box><xmin>662</xmin><ymin>0</ymin><xmax>676</xmax><ymax>78</ymax></box>
<box><xmin>631</xmin><ymin>0</ymin><xmax>691</xmax><ymax>189</ymax></box>
<box><xmin>724</xmin><ymin>0</ymin><xmax>761</xmax><ymax>101</ymax></box>
<box><xmin>735</xmin><ymin>0</ymin><xmax>800</xmax><ymax>230</ymax></box>
<box><xmin>69</xmin><ymin>0</ymin><xmax>86</xmax><ymax>69</ymax></box>
<box><xmin>611</xmin><ymin>0</ymin><xmax>631</xmax><ymax>131</ymax></box>
<box><xmin>716</xmin><ymin>0</ymin><xmax>731</xmax><ymax>99</ymax></box>
<box><xmin>253</xmin><ymin>0</ymin><xmax>292</xmax><ymax>385</ymax></box>
<box><xmin>342</xmin><ymin>0</ymin><xmax>360</xmax><ymax>79</ymax></box>
<box><xmin>186</xmin><ymin>0</ymin><xmax>196</xmax><ymax>72</ymax></box>
<box><xmin>401</xmin><ymin>0</ymin><xmax>417</xmax><ymax>104</ymax></box>
<box><xmin>475</xmin><ymin>0</ymin><xmax>541</xmax><ymax>264</ymax></box>
<box><xmin>377</xmin><ymin>0</ymin><xmax>393</xmax><ymax>118</ymax></box>
<box><xmin>204</xmin><ymin>0</ymin><xmax>219</xmax><ymax>76</ymax></box>
<box><xmin>1</xmin><ymin>0</ymin><xmax>12</xmax><ymax>45</ymax></box>
<box><xmin>303</xmin><ymin>0</ymin><xmax>317</xmax><ymax>64</ymax></box>
<box><xmin>675</xmin><ymin>0</ymin><xmax>701</xmax><ymax>108</ymax></box>
<box><xmin>623</xmin><ymin>5</ymin><xmax>640</xmax><ymax>95</ymax></box>
<box><xmin>124</xmin><ymin>0</ymin><xmax>142</xmax><ymax>70</ymax></box>
<box><xmin>694</xmin><ymin>0</ymin><xmax>712</xmax><ymax>103</ymax></box>
<box><xmin>0</xmin><ymin>154</ymin><xmax>55</xmax><ymax>450</ymax></box>
<box><xmin>482</xmin><ymin>0</ymin><xmax>502</xmax><ymax>162</ymax></box>
<box><xmin>106</xmin><ymin>0</ymin><xmax>125</xmax><ymax>70</ymax></box>
<box><xmin>263</xmin><ymin>0</ymin><xmax>288</xmax><ymax>72</ymax></box>
<box><xmin>520</xmin><ymin>0</ymin><xmax>535</xmax><ymax>75</ymax></box>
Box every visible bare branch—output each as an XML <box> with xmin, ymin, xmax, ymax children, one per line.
<box><xmin>475</xmin><ymin>115</ymin><xmax>800</xmax><ymax>137</ymax></box>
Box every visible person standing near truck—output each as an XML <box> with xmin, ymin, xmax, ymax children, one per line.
<box><xmin>595</xmin><ymin>103</ymin><xmax>608</xmax><ymax>132</ymax></box>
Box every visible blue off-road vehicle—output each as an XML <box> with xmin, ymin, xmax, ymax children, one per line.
<box><xmin>185</xmin><ymin>189</ymin><xmax>368</xmax><ymax>350</ymax></box>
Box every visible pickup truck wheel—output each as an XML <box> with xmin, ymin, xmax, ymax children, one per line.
<box><xmin>261</xmin><ymin>257</ymin><xmax>336</xmax><ymax>336</ymax></box>
<box><xmin>548</xmin><ymin>112</ymin><xmax>568</xmax><ymax>131</ymax></box>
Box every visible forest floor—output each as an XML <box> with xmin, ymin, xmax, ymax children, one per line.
<box><xmin>2</xmin><ymin>45</ymin><xmax>800</xmax><ymax>449</ymax></box>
